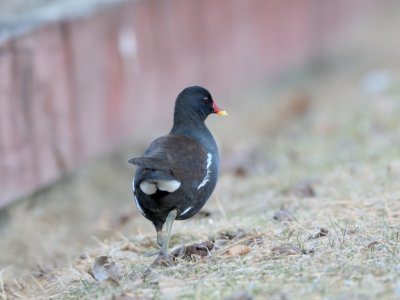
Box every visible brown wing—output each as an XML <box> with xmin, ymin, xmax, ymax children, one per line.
<box><xmin>130</xmin><ymin>134</ymin><xmax>207</xmax><ymax>184</ymax></box>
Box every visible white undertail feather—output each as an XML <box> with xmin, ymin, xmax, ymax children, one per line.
<box><xmin>157</xmin><ymin>180</ymin><xmax>181</xmax><ymax>192</ymax></box>
<box><xmin>140</xmin><ymin>179</ymin><xmax>181</xmax><ymax>195</ymax></box>
<box><xmin>198</xmin><ymin>153</ymin><xmax>212</xmax><ymax>190</ymax></box>
<box><xmin>140</xmin><ymin>181</ymin><xmax>157</xmax><ymax>194</ymax></box>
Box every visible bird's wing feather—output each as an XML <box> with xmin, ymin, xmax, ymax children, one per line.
<box><xmin>129</xmin><ymin>157</ymin><xmax>171</xmax><ymax>172</ymax></box>
<box><xmin>130</xmin><ymin>135</ymin><xmax>207</xmax><ymax>183</ymax></box>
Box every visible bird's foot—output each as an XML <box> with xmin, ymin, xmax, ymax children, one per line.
<box><xmin>143</xmin><ymin>249</ymin><xmax>162</xmax><ymax>257</ymax></box>
<box><xmin>151</xmin><ymin>253</ymin><xmax>176</xmax><ymax>267</ymax></box>
<box><xmin>144</xmin><ymin>246</ymin><xmax>170</xmax><ymax>257</ymax></box>
<box><xmin>145</xmin><ymin>210</ymin><xmax>177</xmax><ymax>260</ymax></box>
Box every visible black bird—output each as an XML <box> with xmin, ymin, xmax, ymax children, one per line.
<box><xmin>129</xmin><ymin>86</ymin><xmax>227</xmax><ymax>257</ymax></box>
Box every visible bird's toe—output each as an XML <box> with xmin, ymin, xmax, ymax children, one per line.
<box><xmin>143</xmin><ymin>249</ymin><xmax>162</xmax><ymax>257</ymax></box>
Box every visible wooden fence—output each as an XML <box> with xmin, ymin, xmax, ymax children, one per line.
<box><xmin>0</xmin><ymin>0</ymin><xmax>378</xmax><ymax>207</ymax></box>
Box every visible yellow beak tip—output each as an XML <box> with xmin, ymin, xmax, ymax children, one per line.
<box><xmin>217</xmin><ymin>110</ymin><xmax>228</xmax><ymax>116</ymax></box>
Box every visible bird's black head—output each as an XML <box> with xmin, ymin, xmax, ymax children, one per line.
<box><xmin>174</xmin><ymin>86</ymin><xmax>227</xmax><ymax>126</ymax></box>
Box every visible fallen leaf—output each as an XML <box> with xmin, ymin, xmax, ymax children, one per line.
<box><xmin>271</xmin><ymin>244</ymin><xmax>302</xmax><ymax>256</ymax></box>
<box><xmin>152</xmin><ymin>255</ymin><xmax>178</xmax><ymax>267</ymax></box>
<box><xmin>151</xmin><ymin>241</ymin><xmax>215</xmax><ymax>267</ymax></box>
<box><xmin>171</xmin><ymin>240</ymin><xmax>214</xmax><ymax>260</ymax></box>
<box><xmin>91</xmin><ymin>256</ymin><xmax>121</xmax><ymax>283</ymax></box>
<box><xmin>226</xmin><ymin>245</ymin><xmax>251</xmax><ymax>256</ymax></box>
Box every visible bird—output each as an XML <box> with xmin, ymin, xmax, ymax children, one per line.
<box><xmin>128</xmin><ymin>86</ymin><xmax>227</xmax><ymax>258</ymax></box>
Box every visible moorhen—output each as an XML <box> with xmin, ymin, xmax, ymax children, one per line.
<box><xmin>129</xmin><ymin>86</ymin><xmax>227</xmax><ymax>257</ymax></box>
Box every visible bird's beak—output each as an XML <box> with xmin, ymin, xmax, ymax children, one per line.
<box><xmin>213</xmin><ymin>102</ymin><xmax>228</xmax><ymax>116</ymax></box>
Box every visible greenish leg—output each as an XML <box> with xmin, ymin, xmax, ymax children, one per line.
<box><xmin>143</xmin><ymin>249</ymin><xmax>161</xmax><ymax>257</ymax></box>
<box><xmin>161</xmin><ymin>209</ymin><xmax>177</xmax><ymax>257</ymax></box>
<box><xmin>157</xmin><ymin>228</ymin><xmax>163</xmax><ymax>248</ymax></box>
<box><xmin>143</xmin><ymin>210</ymin><xmax>178</xmax><ymax>257</ymax></box>
<box><xmin>143</xmin><ymin>228</ymin><xmax>163</xmax><ymax>257</ymax></box>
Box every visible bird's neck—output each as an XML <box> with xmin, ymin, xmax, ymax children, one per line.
<box><xmin>170</xmin><ymin>119</ymin><xmax>208</xmax><ymax>138</ymax></box>
<box><xmin>170</xmin><ymin>117</ymin><xmax>216</xmax><ymax>152</ymax></box>
<box><xmin>170</xmin><ymin>109</ymin><xmax>207</xmax><ymax>133</ymax></box>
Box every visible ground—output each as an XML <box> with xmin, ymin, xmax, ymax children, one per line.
<box><xmin>1</xmin><ymin>5</ymin><xmax>400</xmax><ymax>300</ymax></box>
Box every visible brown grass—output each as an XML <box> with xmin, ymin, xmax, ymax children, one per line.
<box><xmin>2</xmin><ymin>5</ymin><xmax>400</xmax><ymax>299</ymax></box>
<box><xmin>2</xmin><ymin>68</ymin><xmax>400</xmax><ymax>298</ymax></box>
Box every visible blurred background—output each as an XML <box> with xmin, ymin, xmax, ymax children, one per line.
<box><xmin>1</xmin><ymin>0</ymin><xmax>400</xmax><ymax>278</ymax></box>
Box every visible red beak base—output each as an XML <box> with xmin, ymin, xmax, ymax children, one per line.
<box><xmin>212</xmin><ymin>102</ymin><xmax>228</xmax><ymax>116</ymax></box>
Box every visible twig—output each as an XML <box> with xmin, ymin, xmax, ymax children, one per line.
<box><xmin>340</xmin><ymin>218</ymin><xmax>349</xmax><ymax>249</ymax></box>
<box><xmin>214</xmin><ymin>194</ymin><xmax>227</xmax><ymax>220</ymax></box>
<box><xmin>212</xmin><ymin>233</ymin><xmax>262</xmax><ymax>256</ymax></box>
<box><xmin>29</xmin><ymin>275</ymin><xmax>48</xmax><ymax>298</ymax></box>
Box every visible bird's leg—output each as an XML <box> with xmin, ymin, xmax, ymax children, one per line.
<box><xmin>156</xmin><ymin>228</ymin><xmax>163</xmax><ymax>248</ymax></box>
<box><xmin>143</xmin><ymin>211</ymin><xmax>177</xmax><ymax>258</ymax></box>
<box><xmin>143</xmin><ymin>223</ymin><xmax>163</xmax><ymax>257</ymax></box>
<box><xmin>161</xmin><ymin>209</ymin><xmax>177</xmax><ymax>257</ymax></box>
<box><xmin>143</xmin><ymin>249</ymin><xmax>162</xmax><ymax>257</ymax></box>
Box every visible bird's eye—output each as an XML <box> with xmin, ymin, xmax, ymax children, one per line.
<box><xmin>203</xmin><ymin>97</ymin><xmax>210</xmax><ymax>103</ymax></box>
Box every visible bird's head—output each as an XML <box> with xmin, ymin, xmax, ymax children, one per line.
<box><xmin>174</xmin><ymin>86</ymin><xmax>228</xmax><ymax>122</ymax></box>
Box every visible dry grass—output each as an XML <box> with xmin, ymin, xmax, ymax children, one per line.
<box><xmin>2</xmin><ymin>67</ymin><xmax>400</xmax><ymax>299</ymax></box>
<box><xmin>3</xmin><ymin>165</ymin><xmax>400</xmax><ymax>299</ymax></box>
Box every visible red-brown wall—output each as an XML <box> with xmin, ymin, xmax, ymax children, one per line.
<box><xmin>0</xmin><ymin>0</ymin><xmax>378</xmax><ymax>207</ymax></box>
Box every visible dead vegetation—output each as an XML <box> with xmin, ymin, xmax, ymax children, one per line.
<box><xmin>2</xmin><ymin>65</ymin><xmax>400</xmax><ymax>298</ymax></box>
<box><xmin>2</xmin><ymin>6</ymin><xmax>400</xmax><ymax>299</ymax></box>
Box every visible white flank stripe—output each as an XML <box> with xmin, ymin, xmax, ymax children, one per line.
<box><xmin>206</xmin><ymin>153</ymin><xmax>212</xmax><ymax>169</ymax></box>
<box><xmin>180</xmin><ymin>207</ymin><xmax>192</xmax><ymax>216</ymax></box>
<box><xmin>198</xmin><ymin>153</ymin><xmax>212</xmax><ymax>190</ymax></box>
<box><xmin>132</xmin><ymin>177</ymin><xmax>135</xmax><ymax>192</ymax></box>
